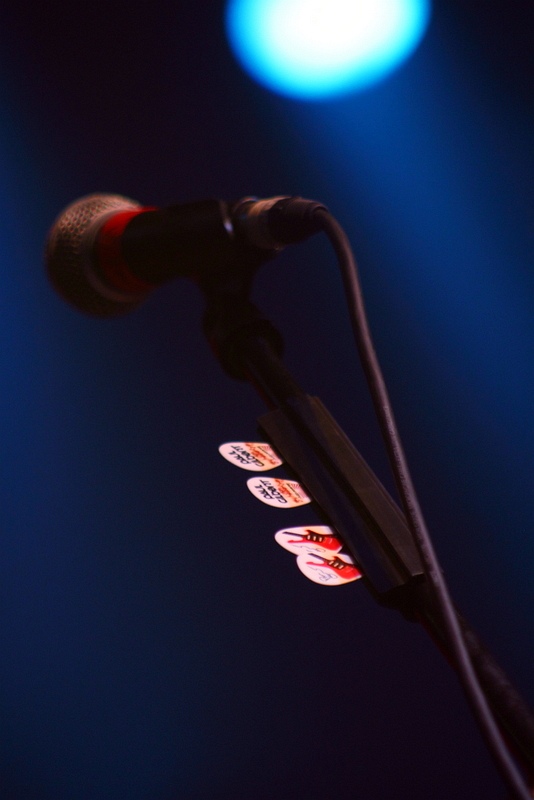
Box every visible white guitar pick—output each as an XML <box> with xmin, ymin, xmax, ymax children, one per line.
<box><xmin>247</xmin><ymin>477</ymin><xmax>311</xmax><ymax>508</ymax></box>
<box><xmin>296</xmin><ymin>552</ymin><xmax>361</xmax><ymax>586</ymax></box>
<box><xmin>274</xmin><ymin>525</ymin><xmax>343</xmax><ymax>557</ymax></box>
<box><xmin>219</xmin><ymin>441</ymin><xmax>283</xmax><ymax>472</ymax></box>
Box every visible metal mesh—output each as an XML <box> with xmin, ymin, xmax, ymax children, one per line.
<box><xmin>46</xmin><ymin>193</ymin><xmax>144</xmax><ymax>317</ymax></box>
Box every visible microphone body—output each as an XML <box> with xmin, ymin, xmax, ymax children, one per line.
<box><xmin>46</xmin><ymin>193</ymin><xmax>325</xmax><ymax>317</ymax></box>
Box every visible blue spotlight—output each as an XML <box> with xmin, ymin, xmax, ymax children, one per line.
<box><xmin>225</xmin><ymin>0</ymin><xmax>431</xmax><ymax>100</ymax></box>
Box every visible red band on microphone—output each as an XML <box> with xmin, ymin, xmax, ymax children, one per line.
<box><xmin>96</xmin><ymin>209</ymin><xmax>156</xmax><ymax>294</ymax></box>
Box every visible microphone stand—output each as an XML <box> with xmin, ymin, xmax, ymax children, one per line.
<box><xmin>202</xmin><ymin>273</ymin><xmax>534</xmax><ymax>779</ymax></box>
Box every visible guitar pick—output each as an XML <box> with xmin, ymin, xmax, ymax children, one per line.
<box><xmin>219</xmin><ymin>441</ymin><xmax>283</xmax><ymax>471</ymax></box>
<box><xmin>275</xmin><ymin>525</ymin><xmax>343</xmax><ymax>557</ymax></box>
<box><xmin>296</xmin><ymin>552</ymin><xmax>361</xmax><ymax>586</ymax></box>
<box><xmin>247</xmin><ymin>477</ymin><xmax>311</xmax><ymax>508</ymax></box>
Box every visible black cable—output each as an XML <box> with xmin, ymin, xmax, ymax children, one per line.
<box><xmin>314</xmin><ymin>208</ymin><xmax>531</xmax><ymax>800</ymax></box>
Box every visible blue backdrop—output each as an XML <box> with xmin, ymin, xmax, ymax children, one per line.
<box><xmin>0</xmin><ymin>1</ymin><xmax>532</xmax><ymax>797</ymax></box>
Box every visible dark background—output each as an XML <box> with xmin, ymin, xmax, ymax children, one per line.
<box><xmin>0</xmin><ymin>1</ymin><xmax>533</xmax><ymax>797</ymax></box>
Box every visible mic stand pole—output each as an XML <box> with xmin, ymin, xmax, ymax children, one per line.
<box><xmin>203</xmin><ymin>290</ymin><xmax>534</xmax><ymax>777</ymax></box>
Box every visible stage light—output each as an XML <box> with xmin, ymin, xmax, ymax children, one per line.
<box><xmin>225</xmin><ymin>0</ymin><xmax>431</xmax><ymax>100</ymax></box>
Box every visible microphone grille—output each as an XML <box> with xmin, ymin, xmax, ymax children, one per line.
<box><xmin>46</xmin><ymin>193</ymin><xmax>143</xmax><ymax>317</ymax></box>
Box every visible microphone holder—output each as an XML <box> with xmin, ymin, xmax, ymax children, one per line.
<box><xmin>202</xmin><ymin>283</ymin><xmax>534</xmax><ymax>778</ymax></box>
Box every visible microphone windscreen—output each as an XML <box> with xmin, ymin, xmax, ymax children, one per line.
<box><xmin>46</xmin><ymin>193</ymin><xmax>147</xmax><ymax>317</ymax></box>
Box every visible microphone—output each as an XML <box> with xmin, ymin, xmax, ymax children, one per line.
<box><xmin>45</xmin><ymin>193</ymin><xmax>326</xmax><ymax>317</ymax></box>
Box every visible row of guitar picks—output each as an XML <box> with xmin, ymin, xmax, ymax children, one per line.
<box><xmin>219</xmin><ymin>441</ymin><xmax>361</xmax><ymax>587</ymax></box>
